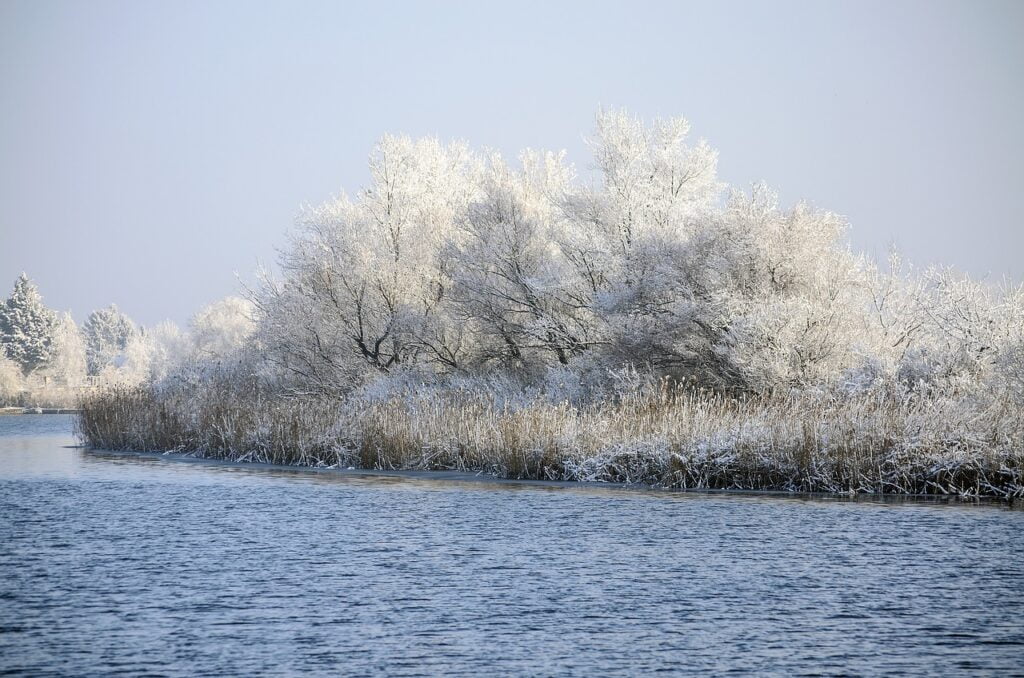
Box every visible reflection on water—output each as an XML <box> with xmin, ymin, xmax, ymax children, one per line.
<box><xmin>2</xmin><ymin>415</ymin><xmax>1023</xmax><ymax>676</ymax></box>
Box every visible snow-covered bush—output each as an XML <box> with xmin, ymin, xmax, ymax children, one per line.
<box><xmin>0</xmin><ymin>357</ymin><xmax>25</xmax><ymax>404</ymax></box>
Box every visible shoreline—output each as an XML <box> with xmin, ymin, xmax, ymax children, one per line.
<box><xmin>76</xmin><ymin>387</ymin><xmax>1024</xmax><ymax>502</ymax></box>
<box><xmin>83</xmin><ymin>446</ymin><xmax>1019</xmax><ymax>509</ymax></box>
<box><xmin>0</xmin><ymin>407</ymin><xmax>81</xmax><ymax>415</ymax></box>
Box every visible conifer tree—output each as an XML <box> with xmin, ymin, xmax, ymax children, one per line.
<box><xmin>83</xmin><ymin>304</ymin><xmax>136</xmax><ymax>375</ymax></box>
<box><xmin>0</xmin><ymin>273</ymin><xmax>58</xmax><ymax>376</ymax></box>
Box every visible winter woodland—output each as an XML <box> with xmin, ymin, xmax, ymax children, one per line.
<box><xmin>0</xmin><ymin>273</ymin><xmax>252</xmax><ymax>407</ymax></box>
<box><xmin>9</xmin><ymin>111</ymin><xmax>1023</xmax><ymax>495</ymax></box>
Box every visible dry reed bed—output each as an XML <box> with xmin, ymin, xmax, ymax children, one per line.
<box><xmin>77</xmin><ymin>384</ymin><xmax>1024</xmax><ymax>499</ymax></box>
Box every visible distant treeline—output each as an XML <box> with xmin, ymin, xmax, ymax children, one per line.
<box><xmin>0</xmin><ymin>274</ymin><xmax>252</xmax><ymax>407</ymax></box>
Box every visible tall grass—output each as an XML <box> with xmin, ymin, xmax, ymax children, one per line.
<box><xmin>77</xmin><ymin>382</ymin><xmax>1024</xmax><ymax>499</ymax></box>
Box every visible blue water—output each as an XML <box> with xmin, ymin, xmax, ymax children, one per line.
<box><xmin>1</xmin><ymin>415</ymin><xmax>1022</xmax><ymax>676</ymax></box>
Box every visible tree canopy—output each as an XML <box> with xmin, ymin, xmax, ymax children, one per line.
<box><xmin>0</xmin><ymin>274</ymin><xmax>58</xmax><ymax>376</ymax></box>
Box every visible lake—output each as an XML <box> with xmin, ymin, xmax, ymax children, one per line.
<box><xmin>1</xmin><ymin>415</ymin><xmax>1022</xmax><ymax>676</ymax></box>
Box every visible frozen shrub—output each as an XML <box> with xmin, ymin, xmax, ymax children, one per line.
<box><xmin>0</xmin><ymin>357</ymin><xmax>25</xmax><ymax>404</ymax></box>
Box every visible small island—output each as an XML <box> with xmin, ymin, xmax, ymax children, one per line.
<box><xmin>7</xmin><ymin>111</ymin><xmax>1013</xmax><ymax>498</ymax></box>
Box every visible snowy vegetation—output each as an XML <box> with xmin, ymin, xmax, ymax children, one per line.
<box><xmin>71</xmin><ymin>110</ymin><xmax>1024</xmax><ymax>496</ymax></box>
<box><xmin>0</xmin><ymin>274</ymin><xmax>252</xmax><ymax>407</ymax></box>
<box><xmin>0</xmin><ymin>274</ymin><xmax>58</xmax><ymax>378</ymax></box>
<box><xmin>79</xmin><ymin>380</ymin><xmax>1022</xmax><ymax>498</ymax></box>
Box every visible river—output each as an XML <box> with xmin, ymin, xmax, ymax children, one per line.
<box><xmin>1</xmin><ymin>415</ymin><xmax>1022</xmax><ymax>676</ymax></box>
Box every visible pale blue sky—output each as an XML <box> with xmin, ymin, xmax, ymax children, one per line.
<box><xmin>1</xmin><ymin>0</ymin><xmax>1022</xmax><ymax>326</ymax></box>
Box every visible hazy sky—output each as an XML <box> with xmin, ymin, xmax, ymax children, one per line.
<box><xmin>1</xmin><ymin>0</ymin><xmax>1022</xmax><ymax>327</ymax></box>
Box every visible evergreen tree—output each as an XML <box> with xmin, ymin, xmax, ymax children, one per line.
<box><xmin>83</xmin><ymin>304</ymin><xmax>136</xmax><ymax>375</ymax></box>
<box><xmin>0</xmin><ymin>273</ymin><xmax>58</xmax><ymax>376</ymax></box>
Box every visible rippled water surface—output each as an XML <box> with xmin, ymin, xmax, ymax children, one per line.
<box><xmin>1</xmin><ymin>415</ymin><xmax>1023</xmax><ymax>676</ymax></box>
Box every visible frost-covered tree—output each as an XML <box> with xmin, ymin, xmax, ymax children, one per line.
<box><xmin>113</xmin><ymin>321</ymin><xmax>191</xmax><ymax>385</ymax></box>
<box><xmin>83</xmin><ymin>304</ymin><xmax>136</xmax><ymax>376</ymax></box>
<box><xmin>0</xmin><ymin>274</ymin><xmax>58</xmax><ymax>376</ymax></box>
<box><xmin>710</xmin><ymin>185</ymin><xmax>866</xmax><ymax>388</ymax></box>
<box><xmin>584</xmin><ymin>109</ymin><xmax>721</xmax><ymax>248</ymax></box>
<box><xmin>447</xmin><ymin>150</ymin><xmax>595</xmax><ymax>368</ymax></box>
<box><xmin>229</xmin><ymin>109</ymin><xmax>1023</xmax><ymax>401</ymax></box>
<box><xmin>252</xmin><ymin>111</ymin><xmax>877</xmax><ymax>393</ymax></box>
<box><xmin>992</xmin><ymin>284</ymin><xmax>1024</xmax><ymax>403</ymax></box>
<box><xmin>41</xmin><ymin>312</ymin><xmax>87</xmax><ymax>385</ymax></box>
<box><xmin>256</xmin><ymin>134</ymin><xmax>482</xmax><ymax>392</ymax></box>
<box><xmin>888</xmin><ymin>268</ymin><xmax>1022</xmax><ymax>391</ymax></box>
<box><xmin>557</xmin><ymin>112</ymin><xmax>731</xmax><ymax>383</ymax></box>
<box><xmin>191</xmin><ymin>297</ymin><xmax>255</xmax><ymax>362</ymax></box>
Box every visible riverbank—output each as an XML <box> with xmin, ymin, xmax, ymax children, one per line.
<box><xmin>1</xmin><ymin>406</ymin><xmax>80</xmax><ymax>415</ymax></box>
<box><xmin>77</xmin><ymin>384</ymin><xmax>1024</xmax><ymax>500</ymax></box>
<box><xmin>83</xmin><ymin>445</ymin><xmax>1019</xmax><ymax>508</ymax></box>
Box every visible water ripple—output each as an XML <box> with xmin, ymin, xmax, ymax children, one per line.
<box><xmin>0</xmin><ymin>416</ymin><xmax>1022</xmax><ymax>676</ymax></box>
